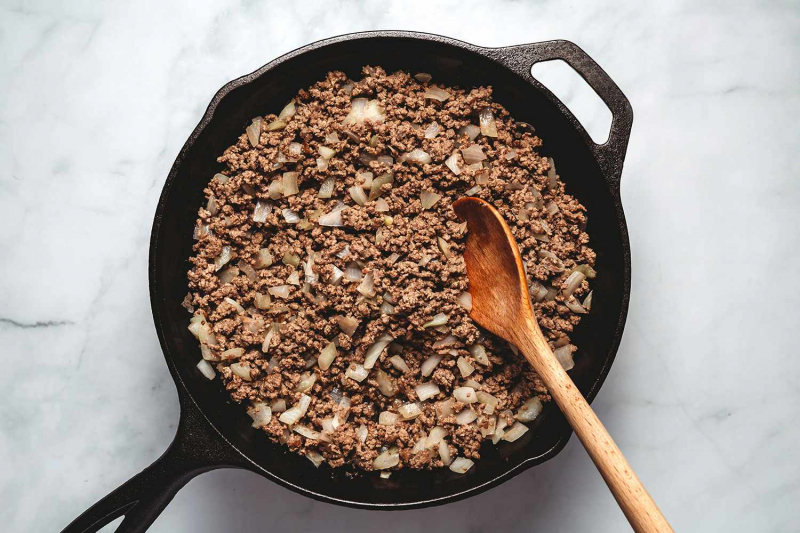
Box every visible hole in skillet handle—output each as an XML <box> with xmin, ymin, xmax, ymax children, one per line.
<box><xmin>531</xmin><ymin>60</ymin><xmax>612</xmax><ymax>144</ymax></box>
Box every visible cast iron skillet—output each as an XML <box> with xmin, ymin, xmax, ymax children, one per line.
<box><xmin>62</xmin><ymin>30</ymin><xmax>633</xmax><ymax>533</ymax></box>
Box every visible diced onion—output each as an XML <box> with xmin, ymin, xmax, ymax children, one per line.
<box><xmin>553</xmin><ymin>345</ymin><xmax>575</xmax><ymax>370</ymax></box>
<box><xmin>247</xmin><ymin>402</ymin><xmax>272</xmax><ymax>428</ymax></box>
<box><xmin>343</xmin><ymin>98</ymin><xmax>385</xmax><ymax>125</ymax></box>
<box><xmin>306</xmin><ymin>450</ymin><xmax>324</xmax><ymax>468</ymax></box>
<box><xmin>421</xmin><ymin>354</ymin><xmax>442</xmax><ymax>377</ymax></box>
<box><xmin>444</xmin><ymin>152</ymin><xmax>461</xmax><ymax>175</ymax></box>
<box><xmin>375</xmin><ymin>368</ymin><xmax>397</xmax><ymax>397</ymax></box>
<box><xmin>282</xmin><ymin>209</ymin><xmax>300</xmax><ymax>223</ymax></box>
<box><xmin>456</xmin><ymin>357</ymin><xmax>475</xmax><ymax>378</ymax></box>
<box><xmin>414</xmin><ymin>72</ymin><xmax>432</xmax><ymax>83</ymax></box>
<box><xmin>356</xmin><ymin>424</ymin><xmax>368</xmax><ymax>443</ymax></box>
<box><xmin>479</xmin><ymin>415</ymin><xmax>497</xmax><ymax>437</ymax></box>
<box><xmin>213</xmin><ymin>173</ymin><xmax>230</xmax><ymax>184</ymax></box>
<box><xmin>223</xmin><ymin>297</ymin><xmax>246</xmax><ymax>314</ymax></box>
<box><xmin>479</xmin><ymin>108</ymin><xmax>498</xmax><ymax>137</ymax></box>
<box><xmin>453</xmin><ymin>387</ymin><xmax>477</xmax><ymax>403</ymax></box>
<box><xmin>206</xmin><ymin>195</ymin><xmax>218</xmax><ymax>216</ymax></box>
<box><xmin>389</xmin><ymin>355</ymin><xmax>411</xmax><ymax>373</ymax></box>
<box><xmin>270</xmin><ymin>398</ymin><xmax>286</xmax><ymax>412</ymax></box>
<box><xmin>423</xmin><ymin>86</ymin><xmax>451</xmax><ymax>101</ymax></box>
<box><xmin>364</xmin><ymin>336</ymin><xmax>393</xmax><ymax>369</ymax></box>
<box><xmin>345</xmin><ymin>363</ymin><xmax>369</xmax><ymax>382</ymax></box>
<box><xmin>373</xmin><ymin>446</ymin><xmax>400</xmax><ymax>470</ymax></box>
<box><xmin>492</xmin><ymin>414</ymin><xmax>510</xmax><ymax>444</ymax></box>
<box><xmin>423</xmin><ymin>313</ymin><xmax>448</xmax><ymax>329</ymax></box>
<box><xmin>457</xmin><ymin>292</ymin><xmax>473</xmax><ymax>311</ymax></box>
<box><xmin>268</xmin><ymin>285</ymin><xmax>292</xmax><ymax>299</ymax></box>
<box><xmin>437</xmin><ymin>236</ymin><xmax>453</xmax><ymax>260</ymax></box>
<box><xmin>246</xmin><ymin>117</ymin><xmax>262</xmax><ymax>147</ymax></box>
<box><xmin>583</xmin><ymin>290</ymin><xmax>593</xmax><ymax>311</ymax></box>
<box><xmin>318</xmin><ymin>341</ymin><xmax>337</xmax><ymax>370</ymax></box>
<box><xmin>197</xmin><ymin>359</ymin><xmax>215</xmax><ymax>380</ymax></box>
<box><xmin>463</xmin><ymin>379</ymin><xmax>481</xmax><ymax>390</ymax></box>
<box><xmin>399</xmin><ymin>402</ymin><xmax>423</xmax><ymax>420</ymax></box>
<box><xmin>403</xmin><ymin>148</ymin><xmax>432</xmax><ymax>164</ymax></box>
<box><xmin>319</xmin><ymin>203</ymin><xmax>347</xmax><ymax>227</ymax></box>
<box><xmin>336</xmin><ymin>315</ymin><xmax>360</xmax><ymax>336</ymax></box>
<box><xmin>282</xmin><ymin>172</ymin><xmax>299</xmax><ymax>196</ymax></box>
<box><xmin>286</xmin><ymin>271</ymin><xmax>300</xmax><ymax>286</ymax></box>
<box><xmin>455</xmin><ymin>409</ymin><xmax>478</xmax><ymax>425</ymax></box>
<box><xmin>564</xmin><ymin>297</ymin><xmax>587</xmax><ymax>315</ymax></box>
<box><xmin>516</xmin><ymin>397</ymin><xmax>543</xmax><ymax>422</ymax></box>
<box><xmin>378</xmin><ymin>411</ymin><xmax>400</xmax><ymax>426</ymax></box>
<box><xmin>237</xmin><ymin>260</ymin><xmax>258</xmax><ymax>282</ymax></box>
<box><xmin>261</xmin><ymin>329</ymin><xmax>274</xmax><ymax>352</ymax></box>
<box><xmin>449</xmin><ymin>457</ymin><xmax>474</xmax><ymax>474</ymax></box>
<box><xmin>476</xmin><ymin>391</ymin><xmax>498</xmax><ymax>414</ymax></box>
<box><xmin>279</xmin><ymin>394</ymin><xmax>311</xmax><ymax>425</ymax></box>
<box><xmin>266</xmin><ymin>119</ymin><xmax>286</xmax><ymax>131</ymax></box>
<box><xmin>461</xmin><ymin>144</ymin><xmax>487</xmax><ymax>164</ymax></box>
<box><xmin>294</xmin><ymin>424</ymin><xmax>330</xmax><ymax>443</ymax></box>
<box><xmin>214</xmin><ymin>246</ymin><xmax>233</xmax><ymax>271</ymax></box>
<box><xmin>415</xmin><ymin>382</ymin><xmax>440</xmax><ymax>401</ymax></box>
<box><xmin>220</xmin><ymin>347</ymin><xmax>244</xmax><ymax>360</ymax></box>
<box><xmin>438</xmin><ymin>440</ymin><xmax>452</xmax><ymax>465</ymax></box>
<box><xmin>501</xmin><ymin>421</ymin><xmax>529</xmax><ymax>442</ymax></box>
<box><xmin>349</xmin><ymin>185</ymin><xmax>368</xmax><ymax>206</ymax></box>
<box><xmin>562</xmin><ymin>271</ymin><xmax>586</xmax><ymax>298</ymax></box>
<box><xmin>436</xmin><ymin>398</ymin><xmax>455</xmax><ymax>418</ymax></box>
<box><xmin>424</xmin><ymin>122</ymin><xmax>441</xmax><ymax>139</ymax></box>
<box><xmin>420</xmin><ymin>191</ymin><xmax>442</xmax><ymax>210</ymax></box>
<box><xmin>230</xmin><ymin>363</ymin><xmax>252</xmax><ymax>381</ymax></box>
<box><xmin>318</xmin><ymin>177</ymin><xmax>335</xmax><ymax>198</ymax></box>
<box><xmin>547</xmin><ymin>157</ymin><xmax>557</xmax><ymax>188</ymax></box>
<box><xmin>319</xmin><ymin>146</ymin><xmax>336</xmax><ymax>160</ymax></box>
<box><xmin>457</xmin><ymin>124</ymin><xmax>480</xmax><ymax>140</ymax></box>
<box><xmin>278</xmin><ymin>101</ymin><xmax>295</xmax><ymax>120</ymax></box>
<box><xmin>268</xmin><ymin>179</ymin><xmax>284</xmax><ymax>199</ymax></box>
<box><xmin>368</xmin><ymin>172</ymin><xmax>394</xmax><ymax>201</ymax></box>
<box><xmin>433</xmin><ymin>335</ymin><xmax>456</xmax><ymax>349</ymax></box>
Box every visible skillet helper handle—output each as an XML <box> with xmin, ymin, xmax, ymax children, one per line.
<box><xmin>515</xmin><ymin>328</ymin><xmax>673</xmax><ymax>533</ymax></box>
<box><xmin>486</xmin><ymin>40</ymin><xmax>634</xmax><ymax>188</ymax></box>
<box><xmin>60</xmin><ymin>399</ymin><xmax>233</xmax><ymax>533</ymax></box>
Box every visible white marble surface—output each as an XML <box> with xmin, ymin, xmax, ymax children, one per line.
<box><xmin>1</xmin><ymin>0</ymin><xmax>798</xmax><ymax>531</ymax></box>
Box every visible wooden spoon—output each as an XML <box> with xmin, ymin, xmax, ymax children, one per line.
<box><xmin>453</xmin><ymin>197</ymin><xmax>672</xmax><ymax>533</ymax></box>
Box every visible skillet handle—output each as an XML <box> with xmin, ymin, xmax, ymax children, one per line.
<box><xmin>484</xmin><ymin>40</ymin><xmax>634</xmax><ymax>190</ymax></box>
<box><xmin>60</xmin><ymin>397</ymin><xmax>242</xmax><ymax>533</ymax></box>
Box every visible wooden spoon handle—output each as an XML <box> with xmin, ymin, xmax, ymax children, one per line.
<box><xmin>516</xmin><ymin>329</ymin><xmax>673</xmax><ymax>533</ymax></box>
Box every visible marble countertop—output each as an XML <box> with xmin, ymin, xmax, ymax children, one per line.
<box><xmin>2</xmin><ymin>0</ymin><xmax>798</xmax><ymax>531</ymax></box>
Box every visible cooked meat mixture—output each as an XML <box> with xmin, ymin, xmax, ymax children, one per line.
<box><xmin>186</xmin><ymin>67</ymin><xmax>596</xmax><ymax>474</ymax></box>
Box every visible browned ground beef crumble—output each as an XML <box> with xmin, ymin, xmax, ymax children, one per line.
<box><xmin>186</xmin><ymin>66</ymin><xmax>595</xmax><ymax>473</ymax></box>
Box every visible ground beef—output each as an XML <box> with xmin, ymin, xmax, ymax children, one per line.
<box><xmin>186</xmin><ymin>67</ymin><xmax>595</xmax><ymax>474</ymax></box>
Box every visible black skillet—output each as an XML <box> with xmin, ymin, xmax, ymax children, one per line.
<box><xmin>61</xmin><ymin>30</ymin><xmax>633</xmax><ymax>533</ymax></box>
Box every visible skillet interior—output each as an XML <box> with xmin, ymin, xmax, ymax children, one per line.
<box><xmin>150</xmin><ymin>33</ymin><xmax>630</xmax><ymax>508</ymax></box>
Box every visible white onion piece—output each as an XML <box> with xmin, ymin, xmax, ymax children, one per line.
<box><xmin>456</xmin><ymin>357</ymin><xmax>475</xmax><ymax>378</ymax></box>
<box><xmin>479</xmin><ymin>415</ymin><xmax>497</xmax><ymax>437</ymax></box>
<box><xmin>279</xmin><ymin>394</ymin><xmax>311</xmax><ymax>425</ymax></box>
<box><xmin>583</xmin><ymin>290</ymin><xmax>593</xmax><ymax>311</ymax></box>
<box><xmin>286</xmin><ymin>271</ymin><xmax>300</xmax><ymax>286</ymax></box>
<box><xmin>230</xmin><ymin>363</ymin><xmax>252</xmax><ymax>381</ymax></box>
<box><xmin>261</xmin><ymin>329</ymin><xmax>275</xmax><ymax>353</ymax></box>
<box><xmin>424</xmin><ymin>121</ymin><xmax>441</xmax><ymax>139</ymax></box>
<box><xmin>368</xmin><ymin>172</ymin><xmax>394</xmax><ymax>201</ymax></box>
<box><xmin>463</xmin><ymin>379</ymin><xmax>481</xmax><ymax>390</ymax></box>
<box><xmin>461</xmin><ymin>144</ymin><xmax>487</xmax><ymax>164</ymax></box>
<box><xmin>449</xmin><ymin>457</ymin><xmax>474</xmax><ymax>474</ymax></box>
<box><xmin>206</xmin><ymin>194</ymin><xmax>218</xmax><ymax>216</ymax></box>
<box><xmin>564</xmin><ymin>297</ymin><xmax>587</xmax><ymax>315</ymax></box>
<box><xmin>501</xmin><ymin>421</ymin><xmax>530</xmax><ymax>442</ymax></box>
<box><xmin>562</xmin><ymin>271</ymin><xmax>586</xmax><ymax>298</ymax></box>
<box><xmin>336</xmin><ymin>315</ymin><xmax>360</xmax><ymax>337</ymax></box>
<box><xmin>329</xmin><ymin>265</ymin><xmax>344</xmax><ymax>286</ymax></box>
<box><xmin>214</xmin><ymin>246</ymin><xmax>233</xmax><ymax>271</ymax></box>
<box><xmin>220</xmin><ymin>347</ymin><xmax>244</xmax><ymax>361</ymax></box>
<box><xmin>420</xmin><ymin>191</ymin><xmax>442</xmax><ymax>210</ymax></box>
<box><xmin>454</xmin><ymin>387</ymin><xmax>477</xmax><ymax>403</ymax></box>
<box><xmin>399</xmin><ymin>402</ymin><xmax>423</xmax><ymax>420</ymax></box>
<box><xmin>415</xmin><ymin>382</ymin><xmax>440</xmax><ymax>401</ymax></box>
<box><xmin>364</xmin><ymin>337</ymin><xmax>393</xmax><ymax>369</ymax></box>
<box><xmin>504</xmin><ymin>148</ymin><xmax>519</xmax><ymax>160</ymax></box>
<box><xmin>349</xmin><ymin>185</ymin><xmax>368</xmax><ymax>206</ymax></box>
<box><xmin>422</xmin><ymin>313</ymin><xmax>448</xmax><ymax>329</ymax></box>
<box><xmin>294</xmin><ymin>372</ymin><xmax>317</xmax><ymax>393</ymax></box>
<box><xmin>196</xmin><ymin>359</ymin><xmax>216</xmax><ymax>380</ymax></box>
<box><xmin>305</xmin><ymin>450</ymin><xmax>324</xmax><ymax>468</ymax></box>
<box><xmin>213</xmin><ymin>173</ymin><xmax>230</xmax><ymax>184</ymax></box>
<box><xmin>318</xmin><ymin>341</ymin><xmax>338</xmax><ymax>371</ymax></box>
<box><xmin>427</xmin><ymin>426</ymin><xmax>447</xmax><ymax>448</ymax></box>
<box><xmin>479</xmin><ymin>108</ymin><xmax>498</xmax><ymax>137</ymax></box>
<box><xmin>455</xmin><ymin>409</ymin><xmax>478</xmax><ymax>425</ymax></box>
<box><xmin>516</xmin><ymin>397</ymin><xmax>543</xmax><ymax>422</ymax></box>
<box><xmin>437</xmin><ymin>236</ymin><xmax>453</xmax><ymax>260</ymax></box>
<box><xmin>431</xmin><ymin>335</ymin><xmax>455</xmax><ymax>349</ymax></box>
<box><xmin>343</xmin><ymin>98</ymin><xmax>385</xmax><ymax>125</ymax></box>
<box><xmin>476</xmin><ymin>391</ymin><xmax>498</xmax><ymax>414</ymax></box>
<box><xmin>319</xmin><ymin>145</ymin><xmax>336</xmax><ymax>160</ymax></box>
<box><xmin>492</xmin><ymin>415</ymin><xmax>509</xmax><ymax>444</ymax></box>
<box><xmin>389</xmin><ymin>355</ymin><xmax>411</xmax><ymax>373</ymax></box>
<box><xmin>246</xmin><ymin>117</ymin><xmax>262</xmax><ymax>147</ymax></box>
<box><xmin>375</xmin><ymin>369</ymin><xmax>397</xmax><ymax>397</ymax></box>
<box><xmin>317</xmin><ymin>156</ymin><xmax>329</xmax><ymax>171</ymax></box>
<box><xmin>318</xmin><ymin>204</ymin><xmax>346</xmax><ymax>227</ymax></box>
<box><xmin>547</xmin><ymin>157</ymin><xmax>557</xmax><ymax>188</ymax></box>
<box><xmin>457</xmin><ymin>292</ymin><xmax>473</xmax><ymax>311</ymax></box>
<box><xmin>270</xmin><ymin>398</ymin><xmax>286</xmax><ymax>412</ymax></box>
<box><xmin>344</xmin><ymin>262</ymin><xmax>363</xmax><ymax>281</ymax></box>
<box><xmin>277</xmin><ymin>100</ymin><xmax>295</xmax><ymax>120</ymax></box>
<box><xmin>457</xmin><ymin>124</ymin><xmax>480</xmax><ymax>140</ymax></box>
<box><xmin>438</xmin><ymin>440</ymin><xmax>452</xmax><ymax>466</ymax></box>
<box><xmin>444</xmin><ymin>152</ymin><xmax>461</xmax><ymax>175</ymax></box>
<box><xmin>415</xmin><ymin>72</ymin><xmax>432</xmax><ymax>83</ymax></box>
<box><xmin>403</xmin><ymin>148</ymin><xmax>432</xmax><ymax>164</ymax></box>
<box><xmin>345</xmin><ymin>363</ymin><xmax>369</xmax><ymax>382</ymax></box>
<box><xmin>318</xmin><ymin>177</ymin><xmax>335</xmax><ymax>199</ymax></box>
<box><xmin>378</xmin><ymin>411</ymin><xmax>401</xmax><ymax>426</ymax></box>
<box><xmin>223</xmin><ymin>297</ymin><xmax>246</xmax><ymax>315</ymax></box>
<box><xmin>247</xmin><ymin>402</ymin><xmax>272</xmax><ymax>428</ymax></box>
<box><xmin>553</xmin><ymin>345</ymin><xmax>575</xmax><ymax>370</ymax></box>
<box><xmin>268</xmin><ymin>285</ymin><xmax>292</xmax><ymax>299</ymax></box>
<box><xmin>421</xmin><ymin>354</ymin><xmax>442</xmax><ymax>377</ymax></box>
<box><xmin>373</xmin><ymin>446</ymin><xmax>400</xmax><ymax>470</ymax></box>
<box><xmin>294</xmin><ymin>424</ymin><xmax>331</xmax><ymax>442</ymax></box>
<box><xmin>356</xmin><ymin>424</ymin><xmax>368</xmax><ymax>443</ymax></box>
<box><xmin>423</xmin><ymin>86</ymin><xmax>451</xmax><ymax>101</ymax></box>
<box><xmin>217</xmin><ymin>266</ymin><xmax>238</xmax><ymax>285</ymax></box>
<box><xmin>545</xmin><ymin>201</ymin><xmax>559</xmax><ymax>216</ymax></box>
<box><xmin>237</xmin><ymin>260</ymin><xmax>258</xmax><ymax>282</ymax></box>
<box><xmin>321</xmin><ymin>417</ymin><xmax>339</xmax><ymax>434</ymax></box>
<box><xmin>266</xmin><ymin>180</ymin><xmax>282</xmax><ymax>200</ymax></box>
<box><xmin>412</xmin><ymin>436</ymin><xmax>427</xmax><ymax>454</ymax></box>
<box><xmin>282</xmin><ymin>209</ymin><xmax>300</xmax><ymax>223</ymax></box>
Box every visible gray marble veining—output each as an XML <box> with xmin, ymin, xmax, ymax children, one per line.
<box><xmin>1</xmin><ymin>0</ymin><xmax>798</xmax><ymax>531</ymax></box>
